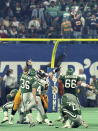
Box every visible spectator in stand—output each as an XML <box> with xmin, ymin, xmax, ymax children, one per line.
<box><xmin>86</xmin><ymin>88</ymin><xmax>97</xmax><ymax>107</ymax></box>
<box><xmin>51</xmin><ymin>16</ymin><xmax>61</xmax><ymax>37</ymax></box>
<box><xmin>78</xmin><ymin>69</ymin><xmax>87</xmax><ymax>82</ymax></box>
<box><xmin>9</xmin><ymin>26</ymin><xmax>18</xmax><ymax>38</ymax></box>
<box><xmin>4</xmin><ymin>7</ymin><xmax>14</xmax><ymax>18</ymax></box>
<box><xmin>2</xmin><ymin>16</ymin><xmax>10</xmax><ymax>28</ymax></box>
<box><xmin>77</xmin><ymin>69</ymin><xmax>87</xmax><ymax>107</ymax></box>
<box><xmin>18</xmin><ymin>23</ymin><xmax>24</xmax><ymax>31</ymax></box>
<box><xmin>62</xmin><ymin>6</ymin><xmax>70</xmax><ymax>20</ymax></box>
<box><xmin>0</xmin><ymin>25</ymin><xmax>8</xmax><ymax>38</ymax></box>
<box><xmin>21</xmin><ymin>4</ymin><xmax>31</xmax><ymax>21</ymax></box>
<box><xmin>11</xmin><ymin>16</ymin><xmax>20</xmax><ymax>27</ymax></box>
<box><xmin>31</xmin><ymin>3</ymin><xmax>47</xmax><ymax>29</ymax></box>
<box><xmin>0</xmin><ymin>76</ymin><xmax>5</xmax><ymax>106</ymax></box>
<box><xmin>18</xmin><ymin>23</ymin><xmax>27</xmax><ymax>38</ymax></box>
<box><xmin>46</xmin><ymin>26</ymin><xmax>58</xmax><ymax>38</ymax></box>
<box><xmin>90</xmin><ymin>75</ymin><xmax>98</xmax><ymax>106</ymax></box>
<box><xmin>14</xmin><ymin>2</ymin><xmax>22</xmax><ymax>19</ymax></box>
<box><xmin>0</xmin><ymin>18</ymin><xmax>3</xmax><ymax>26</ymax></box>
<box><xmin>60</xmin><ymin>0</ymin><xmax>68</xmax><ymax>11</ymax></box>
<box><xmin>0</xmin><ymin>0</ymin><xmax>98</xmax><ymax>39</ymax></box>
<box><xmin>91</xmin><ymin>76</ymin><xmax>98</xmax><ymax>90</ymax></box>
<box><xmin>29</xmin><ymin>0</ymin><xmax>36</xmax><ymax>10</ymax></box>
<box><xmin>3</xmin><ymin>0</ymin><xmax>13</xmax><ymax>17</ymax></box>
<box><xmin>28</xmin><ymin>16</ymin><xmax>40</xmax><ymax>30</ymax></box>
<box><xmin>61</xmin><ymin>16</ymin><xmax>73</xmax><ymax>38</ymax></box>
<box><xmin>82</xmin><ymin>11</ymin><xmax>91</xmax><ymax>38</ymax></box>
<box><xmin>96</xmin><ymin>11</ymin><xmax>98</xmax><ymax>36</ymax></box>
<box><xmin>3</xmin><ymin>69</ymin><xmax>17</xmax><ymax>103</ymax></box>
<box><xmin>28</xmin><ymin>25</ymin><xmax>36</xmax><ymax>37</ymax></box>
<box><xmin>28</xmin><ymin>16</ymin><xmax>42</xmax><ymax>37</ymax></box>
<box><xmin>3</xmin><ymin>69</ymin><xmax>18</xmax><ymax>104</ymax></box>
<box><xmin>5</xmin><ymin>0</ymin><xmax>11</xmax><ymax>8</ymax></box>
<box><xmin>45</xmin><ymin>0</ymin><xmax>60</xmax><ymax>26</ymax></box>
<box><xmin>31</xmin><ymin>5</ymin><xmax>38</xmax><ymax>18</ymax></box>
<box><xmin>88</xmin><ymin>14</ymin><xmax>97</xmax><ymax>38</ymax></box>
<box><xmin>38</xmin><ymin>3</ymin><xmax>47</xmax><ymax>29</ymax></box>
<box><xmin>71</xmin><ymin>13</ymin><xmax>85</xmax><ymax>43</ymax></box>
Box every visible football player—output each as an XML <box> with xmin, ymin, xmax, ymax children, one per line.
<box><xmin>16</xmin><ymin>67</ymin><xmax>38</xmax><ymax>127</ymax></box>
<box><xmin>8</xmin><ymin>68</ymin><xmax>53</xmax><ymax>126</ymax></box>
<box><xmin>35</xmin><ymin>70</ymin><xmax>53</xmax><ymax>126</ymax></box>
<box><xmin>1</xmin><ymin>89</ymin><xmax>20</xmax><ymax>123</ymax></box>
<box><xmin>59</xmin><ymin>68</ymin><xmax>94</xmax><ymax>128</ymax></box>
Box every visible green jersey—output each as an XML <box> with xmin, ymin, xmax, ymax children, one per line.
<box><xmin>60</xmin><ymin>75</ymin><xmax>81</xmax><ymax>95</ymax></box>
<box><xmin>20</xmin><ymin>72</ymin><xmax>38</xmax><ymax>94</ymax></box>
<box><xmin>36</xmin><ymin>85</ymin><xmax>47</xmax><ymax>96</ymax></box>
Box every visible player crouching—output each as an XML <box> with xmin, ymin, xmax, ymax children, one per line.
<box><xmin>59</xmin><ymin>68</ymin><xmax>94</xmax><ymax>128</ymax></box>
<box><xmin>1</xmin><ymin>89</ymin><xmax>19</xmax><ymax>123</ymax></box>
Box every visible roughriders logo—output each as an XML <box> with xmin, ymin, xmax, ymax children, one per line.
<box><xmin>52</xmin><ymin>86</ymin><xmax>58</xmax><ymax>112</ymax></box>
<box><xmin>0</xmin><ymin>58</ymin><xmax>98</xmax><ymax>81</ymax></box>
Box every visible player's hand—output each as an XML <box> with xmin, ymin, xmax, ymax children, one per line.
<box><xmin>35</xmin><ymin>100</ymin><xmax>38</xmax><ymax>104</ymax></box>
<box><xmin>89</xmin><ymin>86</ymin><xmax>95</xmax><ymax>90</ymax></box>
<box><xmin>49</xmin><ymin>72</ymin><xmax>53</xmax><ymax>79</ymax></box>
<box><xmin>77</xmin><ymin>88</ymin><xmax>80</xmax><ymax>94</ymax></box>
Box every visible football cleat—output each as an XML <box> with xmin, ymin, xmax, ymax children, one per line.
<box><xmin>29</xmin><ymin>122</ymin><xmax>35</xmax><ymax>127</ymax></box>
<box><xmin>81</xmin><ymin>120</ymin><xmax>88</xmax><ymax>128</ymax></box>
<box><xmin>62</xmin><ymin>119</ymin><xmax>72</xmax><ymax>128</ymax></box>
<box><xmin>44</xmin><ymin>119</ymin><xmax>53</xmax><ymax>126</ymax></box>
<box><xmin>62</xmin><ymin>124</ymin><xmax>72</xmax><ymax>128</ymax></box>
<box><xmin>9</xmin><ymin>121</ymin><xmax>13</xmax><ymax>125</ymax></box>
<box><xmin>37</xmin><ymin>121</ymin><xmax>42</xmax><ymax>124</ymax></box>
<box><xmin>17</xmin><ymin>120</ymin><xmax>30</xmax><ymax>124</ymax></box>
<box><xmin>47</xmin><ymin>121</ymin><xmax>53</xmax><ymax>126</ymax></box>
<box><xmin>9</xmin><ymin>115</ymin><xmax>14</xmax><ymax>125</ymax></box>
<box><xmin>55</xmin><ymin>117</ymin><xmax>63</xmax><ymax>122</ymax></box>
<box><xmin>1</xmin><ymin>117</ymin><xmax>9</xmax><ymax>123</ymax></box>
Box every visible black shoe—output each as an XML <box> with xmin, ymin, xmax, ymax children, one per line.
<box><xmin>1</xmin><ymin>119</ymin><xmax>8</xmax><ymax>124</ymax></box>
<box><xmin>29</xmin><ymin>122</ymin><xmax>35</xmax><ymax>127</ymax></box>
<box><xmin>38</xmin><ymin>122</ymin><xmax>42</xmax><ymax>124</ymax></box>
<box><xmin>17</xmin><ymin>121</ymin><xmax>29</xmax><ymax>124</ymax></box>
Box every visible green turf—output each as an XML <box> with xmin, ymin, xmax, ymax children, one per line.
<box><xmin>0</xmin><ymin>108</ymin><xmax>98</xmax><ymax>131</ymax></box>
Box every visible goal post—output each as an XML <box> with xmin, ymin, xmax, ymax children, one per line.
<box><xmin>0</xmin><ymin>38</ymin><xmax>98</xmax><ymax>111</ymax></box>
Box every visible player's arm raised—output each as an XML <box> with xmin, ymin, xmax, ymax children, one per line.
<box><xmin>32</xmin><ymin>88</ymin><xmax>36</xmax><ymax>100</ymax></box>
<box><xmin>77</xmin><ymin>81</ymin><xmax>95</xmax><ymax>89</ymax></box>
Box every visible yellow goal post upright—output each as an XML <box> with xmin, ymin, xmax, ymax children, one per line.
<box><xmin>0</xmin><ymin>38</ymin><xmax>98</xmax><ymax>69</ymax></box>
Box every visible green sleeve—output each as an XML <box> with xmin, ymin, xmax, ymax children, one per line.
<box><xmin>59</xmin><ymin>75</ymin><xmax>65</xmax><ymax>84</ymax></box>
<box><xmin>77</xmin><ymin>76</ymin><xmax>81</xmax><ymax>82</ymax></box>
<box><xmin>31</xmin><ymin>79</ymin><xmax>39</xmax><ymax>89</ymax></box>
<box><xmin>59</xmin><ymin>75</ymin><xmax>64</xmax><ymax>80</ymax></box>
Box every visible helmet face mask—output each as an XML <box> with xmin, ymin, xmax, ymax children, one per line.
<box><xmin>28</xmin><ymin>68</ymin><xmax>36</xmax><ymax>76</ymax></box>
<box><xmin>66</xmin><ymin>68</ymin><xmax>74</xmax><ymax>75</ymax></box>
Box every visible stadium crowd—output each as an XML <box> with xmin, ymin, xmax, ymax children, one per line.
<box><xmin>0</xmin><ymin>0</ymin><xmax>98</xmax><ymax>38</ymax></box>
